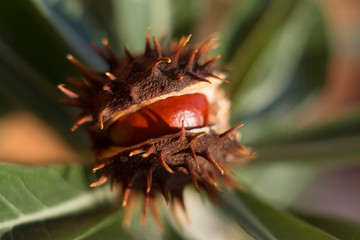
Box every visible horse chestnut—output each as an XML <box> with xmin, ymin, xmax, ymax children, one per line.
<box><xmin>59</xmin><ymin>30</ymin><xmax>254</xmax><ymax>228</ymax></box>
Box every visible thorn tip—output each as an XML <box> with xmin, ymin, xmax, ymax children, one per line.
<box><xmin>58</xmin><ymin>84</ymin><xmax>79</xmax><ymax>99</ymax></box>
<box><xmin>203</xmin><ymin>151</ymin><xmax>224</xmax><ymax>175</ymax></box>
<box><xmin>156</xmin><ymin>152</ymin><xmax>174</xmax><ymax>174</ymax></box>
<box><xmin>105</xmin><ymin>72</ymin><xmax>116</xmax><ymax>81</ymax></box>
<box><xmin>90</xmin><ymin>175</ymin><xmax>108</xmax><ymax>187</ymax></box>
<box><xmin>220</xmin><ymin>124</ymin><xmax>244</xmax><ymax>139</ymax></box>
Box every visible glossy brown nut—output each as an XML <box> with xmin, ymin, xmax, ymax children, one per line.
<box><xmin>108</xmin><ymin>93</ymin><xmax>209</xmax><ymax>146</ymax></box>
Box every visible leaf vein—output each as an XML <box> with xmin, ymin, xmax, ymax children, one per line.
<box><xmin>0</xmin><ymin>194</ymin><xmax>24</xmax><ymax>217</ymax></box>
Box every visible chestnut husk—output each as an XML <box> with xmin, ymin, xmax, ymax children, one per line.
<box><xmin>59</xmin><ymin>30</ymin><xmax>254</xmax><ymax>228</ymax></box>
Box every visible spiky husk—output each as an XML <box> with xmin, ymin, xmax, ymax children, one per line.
<box><xmin>92</xmin><ymin>123</ymin><xmax>253</xmax><ymax>227</ymax></box>
<box><xmin>59</xmin><ymin>29</ymin><xmax>254</xmax><ymax>228</ymax></box>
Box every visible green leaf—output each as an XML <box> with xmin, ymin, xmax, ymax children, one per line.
<box><xmin>163</xmin><ymin>221</ymin><xmax>186</xmax><ymax>240</ymax></box>
<box><xmin>227</xmin><ymin>0</ymin><xmax>299</xmax><ymax>92</ymax></box>
<box><xmin>230</xmin><ymin>0</ymin><xmax>320</xmax><ymax>120</ymax></box>
<box><xmin>0</xmin><ymin>163</ymin><xmax>113</xmax><ymax>237</ymax></box>
<box><xmin>87</xmin><ymin>215</ymin><xmax>186</xmax><ymax>240</ymax></box>
<box><xmin>79</xmin><ymin>0</ymin><xmax>117</xmax><ymax>40</ymax></box>
<box><xmin>254</xmin><ymin>135</ymin><xmax>360</xmax><ymax>165</ymax></box>
<box><xmin>278</xmin><ymin>111</ymin><xmax>360</xmax><ymax>143</ymax></box>
<box><xmin>111</xmin><ymin>0</ymin><xmax>171</xmax><ymax>54</ymax></box>
<box><xmin>239</xmin><ymin>112</ymin><xmax>360</xmax><ymax>170</ymax></box>
<box><xmin>1</xmin><ymin>207</ymin><xmax>122</xmax><ymax>240</ymax></box>
<box><xmin>220</xmin><ymin>191</ymin><xmax>338</xmax><ymax>240</ymax></box>
<box><xmin>85</xmin><ymin>220</ymin><xmax>137</xmax><ymax>240</ymax></box>
<box><xmin>29</xmin><ymin>0</ymin><xmax>107</xmax><ymax>69</ymax></box>
<box><xmin>0</xmin><ymin>42</ymin><xmax>87</xmax><ymax>150</ymax></box>
<box><xmin>234</xmin><ymin>161</ymin><xmax>320</xmax><ymax>208</ymax></box>
<box><xmin>241</xmin><ymin>108</ymin><xmax>360</xmax><ymax>147</ymax></box>
<box><xmin>0</xmin><ymin>0</ymin><xmax>77</xmax><ymax>84</ymax></box>
<box><xmin>217</xmin><ymin>0</ymin><xmax>270</xmax><ymax>61</ymax></box>
<box><xmin>295</xmin><ymin>213</ymin><xmax>360</xmax><ymax>240</ymax></box>
<box><xmin>0</xmin><ymin>0</ymin><xmax>89</xmax><ymax>150</ymax></box>
<box><xmin>169</xmin><ymin>0</ymin><xmax>203</xmax><ymax>36</ymax></box>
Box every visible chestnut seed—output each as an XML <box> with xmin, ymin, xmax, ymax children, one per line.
<box><xmin>108</xmin><ymin>93</ymin><xmax>209</xmax><ymax>146</ymax></box>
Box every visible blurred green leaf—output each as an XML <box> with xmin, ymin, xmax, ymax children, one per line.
<box><xmin>163</xmin><ymin>222</ymin><xmax>186</xmax><ymax>240</ymax></box>
<box><xmin>255</xmin><ymin>134</ymin><xmax>360</xmax><ymax>164</ymax></box>
<box><xmin>227</xmin><ymin>0</ymin><xmax>299</xmax><ymax>92</ymax></box>
<box><xmin>79</xmin><ymin>0</ymin><xmax>117</xmax><ymax>40</ymax></box>
<box><xmin>111</xmin><ymin>0</ymin><xmax>171</xmax><ymax>54</ymax></box>
<box><xmin>1</xmin><ymin>207</ymin><xmax>121</xmax><ymax>240</ymax></box>
<box><xmin>29</xmin><ymin>0</ymin><xmax>107</xmax><ymax>70</ymax></box>
<box><xmin>295</xmin><ymin>213</ymin><xmax>360</xmax><ymax>240</ymax></box>
<box><xmin>234</xmin><ymin>149</ymin><xmax>360</xmax><ymax>209</ymax></box>
<box><xmin>235</xmin><ymin>161</ymin><xmax>320</xmax><ymax>208</ymax></box>
<box><xmin>241</xmin><ymin>107</ymin><xmax>360</xmax><ymax>147</ymax></box>
<box><xmin>0</xmin><ymin>0</ymin><xmax>89</xmax><ymax>150</ymax></box>
<box><xmin>217</xmin><ymin>0</ymin><xmax>270</xmax><ymax>61</ymax></box>
<box><xmin>87</xmin><ymin>215</ymin><xmax>186</xmax><ymax>240</ymax></box>
<box><xmin>0</xmin><ymin>0</ymin><xmax>76</xmax><ymax>84</ymax></box>
<box><xmin>280</xmin><ymin>111</ymin><xmax>360</xmax><ymax>143</ymax></box>
<box><xmin>169</xmin><ymin>0</ymin><xmax>203</xmax><ymax>36</ymax></box>
<box><xmin>220</xmin><ymin>191</ymin><xmax>338</xmax><ymax>240</ymax></box>
<box><xmin>0</xmin><ymin>163</ymin><xmax>112</xmax><ymax>237</ymax></box>
<box><xmin>230</xmin><ymin>0</ymin><xmax>321</xmax><ymax>120</ymax></box>
<box><xmin>0</xmin><ymin>40</ymin><xmax>88</xmax><ymax>150</ymax></box>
